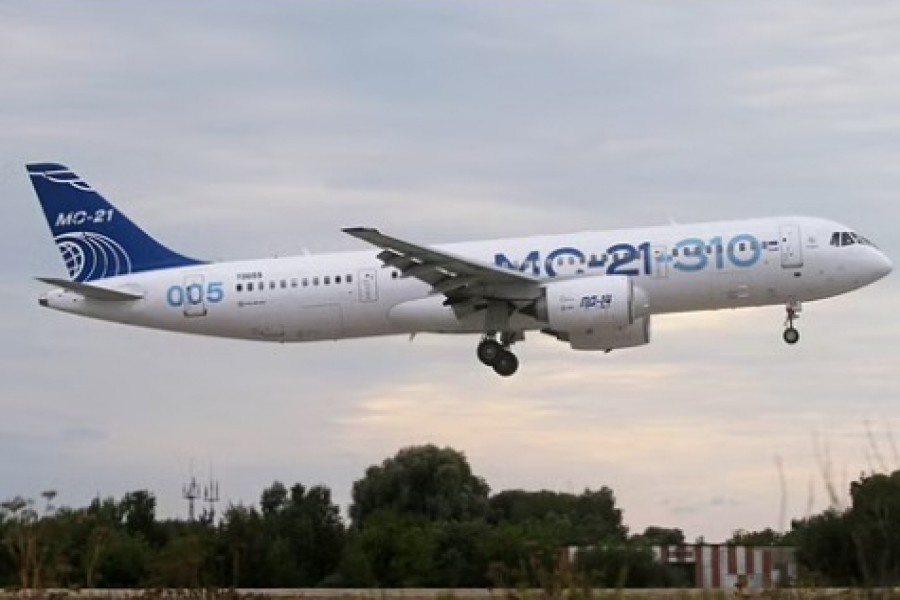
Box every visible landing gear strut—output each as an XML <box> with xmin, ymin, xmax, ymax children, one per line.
<box><xmin>476</xmin><ymin>333</ymin><xmax>520</xmax><ymax>377</ymax></box>
<box><xmin>783</xmin><ymin>302</ymin><xmax>801</xmax><ymax>345</ymax></box>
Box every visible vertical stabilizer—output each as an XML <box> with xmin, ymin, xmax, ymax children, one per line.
<box><xmin>27</xmin><ymin>163</ymin><xmax>203</xmax><ymax>281</ymax></box>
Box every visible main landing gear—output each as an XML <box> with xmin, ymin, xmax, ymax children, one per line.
<box><xmin>783</xmin><ymin>302</ymin><xmax>801</xmax><ymax>345</ymax></box>
<box><xmin>477</xmin><ymin>334</ymin><xmax>519</xmax><ymax>377</ymax></box>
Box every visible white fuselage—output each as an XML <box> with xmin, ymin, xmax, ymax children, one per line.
<box><xmin>40</xmin><ymin>216</ymin><xmax>892</xmax><ymax>344</ymax></box>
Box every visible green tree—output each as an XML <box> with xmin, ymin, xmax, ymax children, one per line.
<box><xmin>482</xmin><ymin>518</ymin><xmax>569</xmax><ymax>589</ymax></box>
<box><xmin>355</xmin><ymin>511</ymin><xmax>437</xmax><ymax>587</ymax></box>
<box><xmin>635</xmin><ymin>526</ymin><xmax>686</xmax><ymax>546</ymax></box>
<box><xmin>120</xmin><ymin>491</ymin><xmax>159</xmax><ymax>546</ymax></box>
<box><xmin>573</xmin><ymin>488</ymin><xmax>628</xmax><ymax>544</ymax></box>
<box><xmin>94</xmin><ymin>529</ymin><xmax>151</xmax><ymax>587</ymax></box>
<box><xmin>789</xmin><ymin>469</ymin><xmax>900</xmax><ymax>585</ymax></box>
<box><xmin>576</xmin><ymin>544</ymin><xmax>686</xmax><ymax>588</ymax></box>
<box><xmin>728</xmin><ymin>528</ymin><xmax>786</xmax><ymax>546</ymax></box>
<box><xmin>326</xmin><ymin>532</ymin><xmax>375</xmax><ymax>587</ymax></box>
<box><xmin>149</xmin><ymin>533</ymin><xmax>207</xmax><ymax>588</ymax></box>
<box><xmin>260</xmin><ymin>482</ymin><xmax>288</xmax><ymax>517</ymax></box>
<box><xmin>255</xmin><ymin>481</ymin><xmax>345</xmax><ymax>586</ymax></box>
<box><xmin>350</xmin><ymin>445</ymin><xmax>490</xmax><ymax>527</ymax></box>
<box><xmin>848</xmin><ymin>470</ymin><xmax>900</xmax><ymax>584</ymax></box>
<box><xmin>432</xmin><ymin>520</ymin><xmax>492</xmax><ymax>587</ymax></box>
<box><xmin>219</xmin><ymin>503</ymin><xmax>264</xmax><ymax>587</ymax></box>
<box><xmin>489</xmin><ymin>488</ymin><xmax>627</xmax><ymax>545</ymax></box>
<box><xmin>790</xmin><ymin>509</ymin><xmax>858</xmax><ymax>585</ymax></box>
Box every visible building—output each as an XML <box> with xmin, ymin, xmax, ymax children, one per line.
<box><xmin>652</xmin><ymin>544</ymin><xmax>797</xmax><ymax>590</ymax></box>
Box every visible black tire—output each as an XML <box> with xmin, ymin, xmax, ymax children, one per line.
<box><xmin>783</xmin><ymin>327</ymin><xmax>800</xmax><ymax>345</ymax></box>
<box><xmin>492</xmin><ymin>351</ymin><xmax>519</xmax><ymax>377</ymax></box>
<box><xmin>477</xmin><ymin>339</ymin><xmax>503</xmax><ymax>365</ymax></box>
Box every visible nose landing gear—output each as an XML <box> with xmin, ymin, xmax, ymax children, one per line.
<box><xmin>477</xmin><ymin>333</ymin><xmax>520</xmax><ymax>377</ymax></box>
<box><xmin>783</xmin><ymin>302</ymin><xmax>801</xmax><ymax>345</ymax></box>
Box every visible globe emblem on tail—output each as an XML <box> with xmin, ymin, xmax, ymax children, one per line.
<box><xmin>57</xmin><ymin>239</ymin><xmax>87</xmax><ymax>280</ymax></box>
<box><xmin>54</xmin><ymin>232</ymin><xmax>133</xmax><ymax>282</ymax></box>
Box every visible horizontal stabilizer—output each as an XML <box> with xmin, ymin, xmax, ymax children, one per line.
<box><xmin>36</xmin><ymin>277</ymin><xmax>144</xmax><ymax>301</ymax></box>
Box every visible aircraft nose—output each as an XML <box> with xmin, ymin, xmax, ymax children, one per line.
<box><xmin>871</xmin><ymin>250</ymin><xmax>893</xmax><ymax>281</ymax></box>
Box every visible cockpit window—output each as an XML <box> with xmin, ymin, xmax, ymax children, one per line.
<box><xmin>831</xmin><ymin>230</ymin><xmax>878</xmax><ymax>248</ymax></box>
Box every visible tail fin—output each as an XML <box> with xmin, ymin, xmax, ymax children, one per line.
<box><xmin>27</xmin><ymin>163</ymin><xmax>203</xmax><ymax>282</ymax></box>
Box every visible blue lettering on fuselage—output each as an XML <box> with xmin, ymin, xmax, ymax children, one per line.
<box><xmin>494</xmin><ymin>234</ymin><xmax>762</xmax><ymax>278</ymax></box>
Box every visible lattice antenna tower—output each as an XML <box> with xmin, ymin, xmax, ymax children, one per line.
<box><xmin>183</xmin><ymin>467</ymin><xmax>201</xmax><ymax>522</ymax></box>
<box><xmin>202</xmin><ymin>463</ymin><xmax>220</xmax><ymax>523</ymax></box>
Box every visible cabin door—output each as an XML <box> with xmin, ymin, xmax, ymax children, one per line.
<box><xmin>358</xmin><ymin>268</ymin><xmax>379</xmax><ymax>302</ymax></box>
<box><xmin>780</xmin><ymin>224</ymin><xmax>803</xmax><ymax>268</ymax></box>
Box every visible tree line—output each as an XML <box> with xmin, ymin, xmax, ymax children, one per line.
<box><xmin>2</xmin><ymin>445</ymin><xmax>899</xmax><ymax>589</ymax></box>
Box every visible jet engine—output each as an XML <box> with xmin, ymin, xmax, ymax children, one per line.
<box><xmin>534</xmin><ymin>276</ymin><xmax>651</xmax><ymax>351</ymax></box>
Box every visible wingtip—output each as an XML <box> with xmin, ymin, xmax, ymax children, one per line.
<box><xmin>342</xmin><ymin>226</ymin><xmax>378</xmax><ymax>235</ymax></box>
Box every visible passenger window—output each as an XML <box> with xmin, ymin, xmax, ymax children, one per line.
<box><xmin>236</xmin><ymin>283</ymin><xmax>243</xmax><ymax>292</ymax></box>
<box><xmin>335</xmin><ymin>275</ymin><xmax>342</xmax><ymax>284</ymax></box>
<box><xmin>706</xmin><ymin>246</ymin><xmax>712</xmax><ymax>254</ymax></box>
<box><xmin>313</xmin><ymin>277</ymin><xmax>319</xmax><ymax>286</ymax></box>
<box><xmin>739</xmin><ymin>242</ymin><xmax>747</xmax><ymax>252</ymax></box>
<box><xmin>324</xmin><ymin>276</ymin><xmax>330</xmax><ymax>285</ymax></box>
<box><xmin>248</xmin><ymin>282</ymin><xmax>254</xmax><ymax>292</ymax></box>
<box><xmin>672</xmin><ymin>249</ymin><xmax>679</xmax><ymax>257</ymax></box>
<box><xmin>392</xmin><ymin>271</ymin><xmax>398</xmax><ymax>279</ymax></box>
<box><xmin>302</xmin><ymin>277</ymin><xmax>308</xmax><ymax>287</ymax></box>
<box><xmin>269</xmin><ymin>281</ymin><xmax>276</xmax><ymax>290</ymax></box>
<box><xmin>291</xmin><ymin>278</ymin><xmax>298</xmax><ymax>288</ymax></box>
<box><xmin>347</xmin><ymin>274</ymin><xmax>353</xmax><ymax>283</ymax></box>
<box><xmin>280</xmin><ymin>280</ymin><xmax>287</xmax><ymax>289</ymax></box>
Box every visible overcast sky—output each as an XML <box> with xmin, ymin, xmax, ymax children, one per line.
<box><xmin>2</xmin><ymin>1</ymin><xmax>899</xmax><ymax>542</ymax></box>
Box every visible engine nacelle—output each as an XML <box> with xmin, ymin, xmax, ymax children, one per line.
<box><xmin>535</xmin><ymin>276</ymin><xmax>651</xmax><ymax>351</ymax></box>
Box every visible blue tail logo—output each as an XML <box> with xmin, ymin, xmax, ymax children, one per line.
<box><xmin>27</xmin><ymin>163</ymin><xmax>204</xmax><ymax>282</ymax></box>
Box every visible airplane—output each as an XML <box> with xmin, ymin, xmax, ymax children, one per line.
<box><xmin>28</xmin><ymin>162</ymin><xmax>893</xmax><ymax>377</ymax></box>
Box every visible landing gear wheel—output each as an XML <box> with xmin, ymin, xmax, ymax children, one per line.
<box><xmin>783</xmin><ymin>327</ymin><xmax>800</xmax><ymax>345</ymax></box>
<box><xmin>783</xmin><ymin>302</ymin><xmax>801</xmax><ymax>345</ymax></box>
<box><xmin>477</xmin><ymin>339</ymin><xmax>503</xmax><ymax>366</ymax></box>
<box><xmin>492</xmin><ymin>350</ymin><xmax>519</xmax><ymax>377</ymax></box>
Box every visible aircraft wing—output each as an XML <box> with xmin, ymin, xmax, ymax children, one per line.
<box><xmin>343</xmin><ymin>227</ymin><xmax>541</xmax><ymax>306</ymax></box>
